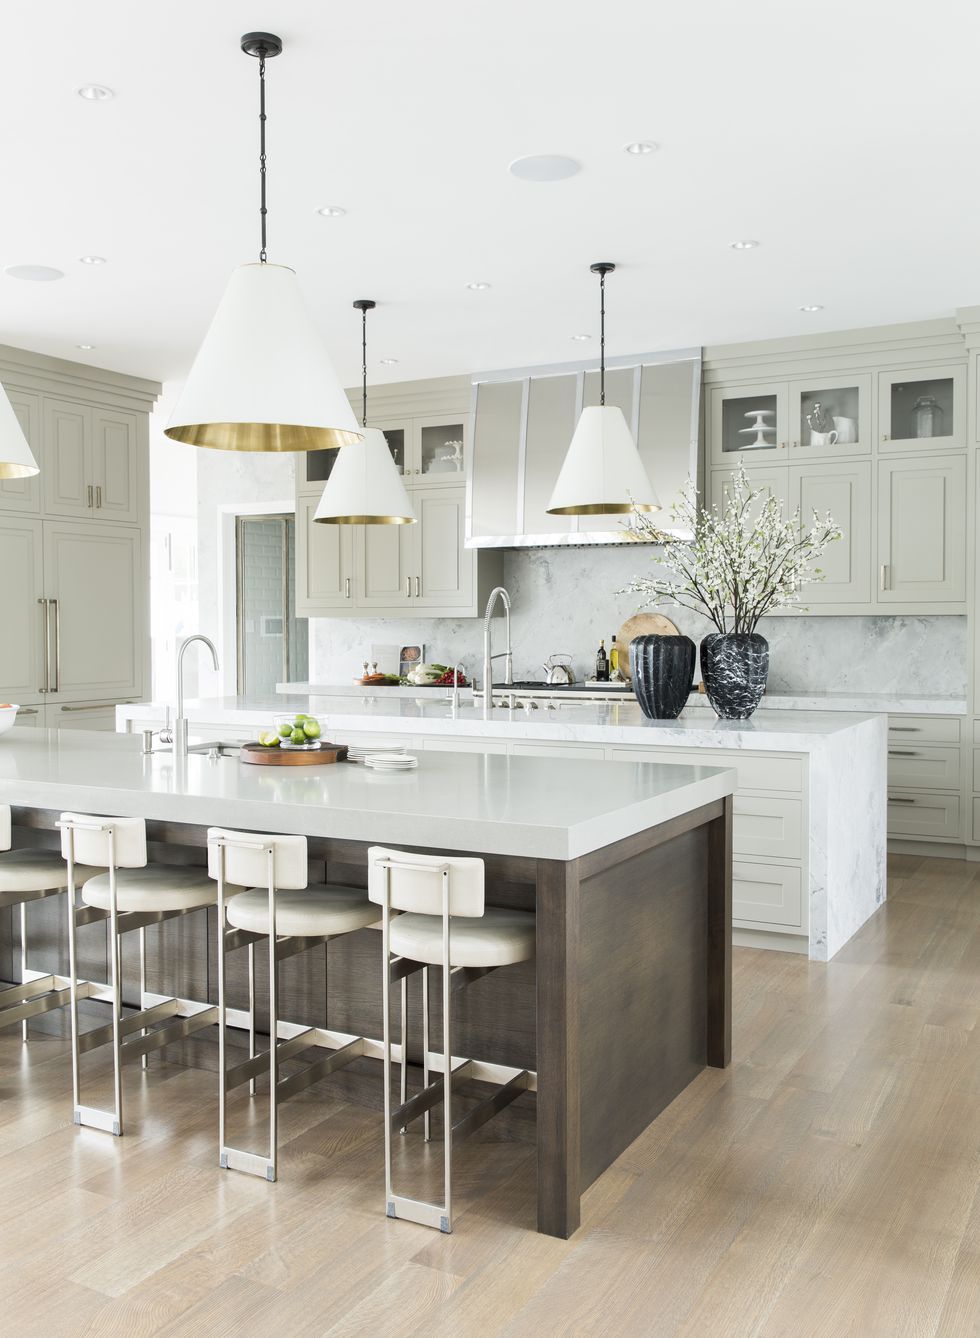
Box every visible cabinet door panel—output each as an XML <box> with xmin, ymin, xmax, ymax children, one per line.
<box><xmin>731</xmin><ymin>861</ymin><xmax>804</xmax><ymax>928</ymax></box>
<box><xmin>0</xmin><ymin>387</ymin><xmax>41</xmax><ymax>513</ymax></box>
<box><xmin>0</xmin><ymin>519</ymin><xmax>45</xmax><ymax>701</ymax></box>
<box><xmin>790</xmin><ymin>461</ymin><xmax>871</xmax><ymax>603</ymax></box>
<box><xmin>879</xmin><ymin>365</ymin><xmax>965</xmax><ymax>450</ymax></box>
<box><xmin>43</xmin><ymin>400</ymin><xmax>92</xmax><ymax>517</ymax></box>
<box><xmin>877</xmin><ymin>456</ymin><xmax>966</xmax><ymax>603</ymax></box>
<box><xmin>93</xmin><ymin>409</ymin><xmax>139</xmax><ymax>522</ymax></box>
<box><xmin>708</xmin><ymin>466</ymin><xmax>788</xmax><ymax>521</ymax></box>
<box><xmin>295</xmin><ymin>493</ymin><xmax>354</xmax><ymax>613</ymax></box>
<box><xmin>42</xmin><ymin>522</ymin><xmax>143</xmax><ymax>701</ymax></box>
<box><xmin>709</xmin><ymin>381</ymin><xmax>788</xmax><ymax>465</ymax></box>
<box><xmin>356</xmin><ymin>523</ymin><xmax>414</xmax><ymax>608</ymax></box>
<box><xmin>415</xmin><ymin>488</ymin><xmax>473</xmax><ymax>609</ymax></box>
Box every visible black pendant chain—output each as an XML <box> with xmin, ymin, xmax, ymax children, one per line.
<box><xmin>258</xmin><ymin>55</ymin><xmax>268</xmax><ymax>262</ymax></box>
<box><xmin>590</xmin><ymin>262</ymin><xmax>615</xmax><ymax>407</ymax></box>
<box><xmin>352</xmin><ymin>300</ymin><xmax>377</xmax><ymax>427</ymax></box>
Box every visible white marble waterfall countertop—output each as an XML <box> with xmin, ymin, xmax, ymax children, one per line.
<box><xmin>120</xmin><ymin>695</ymin><xmax>884</xmax><ymax>754</ymax></box>
<box><xmin>0</xmin><ymin>727</ymin><xmax>733</xmax><ymax>861</ymax></box>
<box><xmin>276</xmin><ymin>682</ymin><xmax>966</xmax><ymax>716</ymax></box>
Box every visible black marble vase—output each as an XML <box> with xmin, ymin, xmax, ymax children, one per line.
<box><xmin>699</xmin><ymin>632</ymin><xmax>769</xmax><ymax>719</ymax></box>
<box><xmin>630</xmin><ymin>634</ymin><xmax>697</xmax><ymax>720</ymax></box>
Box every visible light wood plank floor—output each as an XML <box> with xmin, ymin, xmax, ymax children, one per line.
<box><xmin>1</xmin><ymin>853</ymin><xmax>978</xmax><ymax>1337</ymax></box>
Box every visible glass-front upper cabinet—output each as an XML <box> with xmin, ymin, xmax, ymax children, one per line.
<box><xmin>412</xmin><ymin>415</ymin><xmax>467</xmax><ymax>484</ymax></box>
<box><xmin>878</xmin><ymin>365</ymin><xmax>966</xmax><ymax>450</ymax></box>
<box><xmin>789</xmin><ymin>373</ymin><xmax>872</xmax><ymax>457</ymax></box>
<box><xmin>708</xmin><ymin>382</ymin><xmax>789</xmax><ymax>465</ymax></box>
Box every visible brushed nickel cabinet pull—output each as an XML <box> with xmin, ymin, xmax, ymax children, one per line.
<box><xmin>50</xmin><ymin>599</ymin><xmax>60</xmax><ymax>692</ymax></box>
<box><xmin>882</xmin><ymin>433</ymin><xmax>890</xmax><ymax>441</ymax></box>
<box><xmin>890</xmin><ymin>726</ymin><xmax>921</xmax><ymax>732</ymax></box>
<box><xmin>95</xmin><ymin>485</ymin><xmax>102</xmax><ymax>509</ymax></box>
<box><xmin>60</xmin><ymin>701</ymin><xmax>128</xmax><ymax>712</ymax></box>
<box><xmin>415</xmin><ymin>575</ymin><xmax>421</xmax><ymax>597</ymax></box>
<box><xmin>345</xmin><ymin>577</ymin><xmax>351</xmax><ymax>599</ymax></box>
<box><xmin>37</xmin><ymin>597</ymin><xmax>50</xmax><ymax>692</ymax></box>
<box><xmin>889</xmin><ymin>796</ymin><xmax>915</xmax><ymax>804</ymax></box>
<box><xmin>405</xmin><ymin>577</ymin><xmax>411</xmax><ymax>596</ymax></box>
<box><xmin>87</xmin><ymin>484</ymin><xmax>94</xmax><ymax>508</ymax></box>
<box><xmin>888</xmin><ymin>749</ymin><xmax>918</xmax><ymax>756</ymax></box>
<box><xmin>879</xmin><ymin>564</ymin><xmax>888</xmax><ymax>591</ymax></box>
<box><xmin>18</xmin><ymin>707</ymin><xmax>39</xmax><ymax>716</ymax></box>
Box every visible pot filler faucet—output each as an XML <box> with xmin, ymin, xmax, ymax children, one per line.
<box><xmin>175</xmin><ymin>634</ymin><xmax>220</xmax><ymax>760</ymax></box>
<box><xmin>482</xmin><ymin>586</ymin><xmax>513</xmax><ymax>718</ymax></box>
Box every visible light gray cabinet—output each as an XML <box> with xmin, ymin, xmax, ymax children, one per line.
<box><xmin>0</xmin><ymin>518</ymin><xmax>45</xmax><ymax>703</ymax></box>
<box><xmin>710</xmin><ymin>372</ymin><xmax>873</xmax><ymax>465</ymax></box>
<box><xmin>877</xmin><ymin>455</ymin><xmax>966</xmax><ymax>604</ymax></box>
<box><xmin>42</xmin><ymin>397</ymin><xmax>141</xmax><ymax>522</ymax></box>
<box><xmin>878</xmin><ymin>365</ymin><xmax>966</xmax><ymax>450</ymax></box>
<box><xmin>414</xmin><ymin>486</ymin><xmax>474</xmax><ymax>611</ymax></box>
<box><xmin>355</xmin><ymin>520</ymin><xmax>413</xmax><ymax>609</ymax></box>
<box><xmin>0</xmin><ymin>388</ymin><xmax>41</xmax><ymax>514</ymax></box>
<box><xmin>790</xmin><ymin>461</ymin><xmax>872</xmax><ymax>605</ymax></box>
<box><xmin>295</xmin><ymin>492</ymin><xmax>355</xmax><ymax>615</ymax></box>
<box><xmin>708</xmin><ymin>379</ymin><xmax>789</xmax><ymax>465</ymax></box>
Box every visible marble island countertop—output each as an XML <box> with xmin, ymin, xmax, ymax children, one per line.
<box><xmin>0</xmin><ymin>727</ymin><xmax>734</xmax><ymax>861</ymax></box>
<box><xmin>120</xmin><ymin>694</ymin><xmax>885</xmax><ymax>754</ymax></box>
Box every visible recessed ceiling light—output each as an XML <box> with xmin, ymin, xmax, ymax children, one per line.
<box><xmin>77</xmin><ymin>84</ymin><xmax>114</xmax><ymax>101</ymax></box>
<box><xmin>799</xmin><ymin>304</ymin><xmax>824</xmax><ymax>312</ymax></box>
<box><xmin>509</xmin><ymin>155</ymin><xmax>580</xmax><ymax>182</ymax></box>
<box><xmin>79</xmin><ymin>255</ymin><xmax>106</xmax><ymax>265</ymax></box>
<box><xmin>730</xmin><ymin>239</ymin><xmax>760</xmax><ymax>250</ymax></box>
<box><xmin>315</xmin><ymin>205</ymin><xmax>346</xmax><ymax>217</ymax></box>
<box><xmin>4</xmin><ymin>264</ymin><xmax>65</xmax><ymax>282</ymax></box>
<box><xmin>379</xmin><ymin>358</ymin><xmax>398</xmax><ymax>365</ymax></box>
<box><xmin>624</xmin><ymin>141</ymin><xmax>658</xmax><ymax>155</ymax></box>
<box><xmin>76</xmin><ymin>343</ymin><xmax>95</xmax><ymax>350</ymax></box>
<box><xmin>571</xmin><ymin>334</ymin><xmax>592</xmax><ymax>341</ymax></box>
<box><xmin>465</xmin><ymin>281</ymin><xmax>491</xmax><ymax>291</ymax></box>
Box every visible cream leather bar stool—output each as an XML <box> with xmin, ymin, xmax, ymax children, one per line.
<box><xmin>62</xmin><ymin>812</ymin><xmax>227</xmax><ymax>1136</ymax></box>
<box><xmin>0</xmin><ymin>804</ymin><xmax>100</xmax><ymax>1039</ymax></box>
<box><xmin>208</xmin><ymin>827</ymin><xmax>379</xmax><ymax>1182</ymax></box>
<box><xmin>368</xmin><ymin>845</ymin><xmax>536</xmax><ymax>1234</ymax></box>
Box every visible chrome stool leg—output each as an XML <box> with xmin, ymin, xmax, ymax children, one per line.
<box><xmin>247</xmin><ymin>940</ymin><xmax>256</xmax><ymax>1097</ymax></box>
<box><xmin>422</xmin><ymin>966</ymin><xmax>431</xmax><ymax>1142</ymax></box>
<box><xmin>139</xmin><ymin>925</ymin><xmax>148</xmax><ymax>1070</ymax></box>
<box><xmin>19</xmin><ymin>900</ymin><xmax>28</xmax><ymax>1042</ymax></box>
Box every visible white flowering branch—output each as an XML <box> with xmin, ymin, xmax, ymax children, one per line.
<box><xmin>620</xmin><ymin>466</ymin><xmax>842</xmax><ymax>635</ymax></box>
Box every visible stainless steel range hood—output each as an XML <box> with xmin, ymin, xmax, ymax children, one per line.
<box><xmin>465</xmin><ymin>347</ymin><xmax>701</xmax><ymax>548</ymax></box>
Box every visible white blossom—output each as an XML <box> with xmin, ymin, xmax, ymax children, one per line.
<box><xmin>620</xmin><ymin>466</ymin><xmax>843</xmax><ymax>635</ymax></box>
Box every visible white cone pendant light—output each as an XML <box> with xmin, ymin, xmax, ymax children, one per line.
<box><xmin>314</xmin><ymin>301</ymin><xmax>415</xmax><ymax>525</ymax></box>
<box><xmin>165</xmin><ymin>33</ymin><xmax>360</xmax><ymax>453</ymax></box>
<box><xmin>547</xmin><ymin>262</ymin><xmax>661</xmax><ymax>515</ymax></box>
<box><xmin>0</xmin><ymin>387</ymin><xmax>38</xmax><ymax>479</ymax></box>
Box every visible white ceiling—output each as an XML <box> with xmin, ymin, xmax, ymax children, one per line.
<box><xmin>3</xmin><ymin>0</ymin><xmax>980</xmax><ymax>389</ymax></box>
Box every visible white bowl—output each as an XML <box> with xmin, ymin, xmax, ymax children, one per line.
<box><xmin>0</xmin><ymin>704</ymin><xmax>20</xmax><ymax>736</ymax></box>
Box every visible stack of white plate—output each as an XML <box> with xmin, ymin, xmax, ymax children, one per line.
<box><xmin>346</xmin><ymin>743</ymin><xmax>418</xmax><ymax>770</ymax></box>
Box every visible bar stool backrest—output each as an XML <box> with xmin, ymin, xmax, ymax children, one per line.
<box><xmin>59</xmin><ymin>813</ymin><xmax>147</xmax><ymax>868</ymax></box>
<box><xmin>367</xmin><ymin>845</ymin><xmax>484</xmax><ymax>917</ymax></box>
<box><xmin>206</xmin><ymin>828</ymin><xmax>308</xmax><ymax>890</ymax></box>
<box><xmin>0</xmin><ymin>803</ymin><xmax>9</xmax><ymax>852</ymax></box>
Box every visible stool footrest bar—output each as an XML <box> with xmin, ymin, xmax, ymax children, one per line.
<box><xmin>122</xmin><ymin>1005</ymin><xmax>218</xmax><ymax>1060</ymax></box>
<box><xmin>452</xmin><ymin>1069</ymin><xmax>529</xmax><ymax>1144</ymax></box>
<box><xmin>391</xmin><ymin>1060</ymin><xmax>474</xmax><ymax>1131</ymax></box>
<box><xmin>276</xmin><ymin>1036</ymin><xmax>364</xmax><ymax>1102</ymax></box>
<box><xmin>0</xmin><ymin>983</ymin><xmax>73</xmax><ymax>1027</ymax></box>
<box><xmin>225</xmin><ymin>1027</ymin><xmax>317</xmax><ymax>1090</ymax></box>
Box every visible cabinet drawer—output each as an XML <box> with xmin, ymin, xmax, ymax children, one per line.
<box><xmin>512</xmin><ymin>742</ymin><xmax>602</xmax><ymax>760</ymax></box>
<box><xmin>733</xmin><ymin>797</ymin><xmax>803</xmax><ymax>860</ymax></box>
<box><xmin>732</xmin><ymin>861</ymin><xmax>803</xmax><ymax>929</ymax></box>
<box><xmin>888</xmin><ymin>792</ymin><xmax>961</xmax><ymax>841</ymax></box>
<box><xmin>607</xmin><ymin>746</ymin><xmax>804</xmax><ymax>794</ymax></box>
<box><xmin>889</xmin><ymin>715</ymin><xmax>960</xmax><ymax>744</ymax></box>
<box><xmin>422</xmin><ymin>737</ymin><xmax>508</xmax><ymax>755</ymax></box>
<box><xmin>887</xmin><ymin>744</ymin><xmax>959</xmax><ymax>791</ymax></box>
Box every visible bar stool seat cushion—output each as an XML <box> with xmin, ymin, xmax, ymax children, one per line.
<box><xmin>82</xmin><ymin>865</ymin><xmax>229</xmax><ymax>913</ymax></box>
<box><xmin>0</xmin><ymin>850</ymin><xmax>102</xmax><ymax>894</ymax></box>
<box><xmin>389</xmin><ymin>907</ymin><xmax>535</xmax><ymax>968</ymax></box>
<box><xmin>226</xmin><ymin>883</ymin><xmax>378</xmax><ymax>938</ymax></box>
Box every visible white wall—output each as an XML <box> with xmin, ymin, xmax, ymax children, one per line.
<box><xmin>310</xmin><ymin>544</ymin><xmax>968</xmax><ymax>695</ymax></box>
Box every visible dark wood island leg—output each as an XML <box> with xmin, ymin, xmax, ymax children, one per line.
<box><xmin>707</xmin><ymin>794</ymin><xmax>733</xmax><ymax>1068</ymax></box>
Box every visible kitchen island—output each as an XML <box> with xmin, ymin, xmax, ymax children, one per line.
<box><xmin>0</xmin><ymin>726</ymin><xmax>734</xmax><ymax>1239</ymax></box>
<box><xmin>120</xmin><ymin>695</ymin><xmax>888</xmax><ymax>960</ymax></box>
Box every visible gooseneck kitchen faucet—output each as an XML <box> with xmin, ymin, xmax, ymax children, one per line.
<box><xmin>482</xmin><ymin>587</ymin><xmax>513</xmax><ymax>718</ymax></box>
<box><xmin>175</xmin><ymin>634</ymin><xmax>220</xmax><ymax>759</ymax></box>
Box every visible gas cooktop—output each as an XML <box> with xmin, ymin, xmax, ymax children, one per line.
<box><xmin>496</xmin><ymin>680</ymin><xmax>635</xmax><ymax>695</ymax></box>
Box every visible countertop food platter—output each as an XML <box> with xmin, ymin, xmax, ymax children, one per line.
<box><xmin>616</xmin><ymin>613</ymin><xmax>681</xmax><ymax>682</ymax></box>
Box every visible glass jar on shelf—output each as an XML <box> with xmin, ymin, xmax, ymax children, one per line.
<box><xmin>911</xmin><ymin>395</ymin><xmax>944</xmax><ymax>439</ymax></box>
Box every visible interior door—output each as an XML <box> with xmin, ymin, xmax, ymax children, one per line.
<box><xmin>42</xmin><ymin>521</ymin><xmax>144</xmax><ymax>702</ymax></box>
<box><xmin>43</xmin><ymin>399</ymin><xmax>93</xmax><ymax>517</ymax></box>
<box><xmin>92</xmin><ymin>408</ymin><xmax>139</xmax><ymax>522</ymax></box>
<box><xmin>0</xmin><ymin>386</ymin><xmax>41</xmax><ymax>514</ymax></box>
<box><xmin>0</xmin><ymin>519</ymin><xmax>45</xmax><ymax>702</ymax></box>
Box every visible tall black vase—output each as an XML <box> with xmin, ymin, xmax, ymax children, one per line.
<box><xmin>699</xmin><ymin>632</ymin><xmax>769</xmax><ymax>719</ymax></box>
<box><xmin>630</xmin><ymin>634</ymin><xmax>697</xmax><ymax>720</ymax></box>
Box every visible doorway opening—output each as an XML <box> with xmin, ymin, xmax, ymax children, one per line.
<box><xmin>235</xmin><ymin>514</ymin><xmax>308</xmax><ymax>694</ymax></box>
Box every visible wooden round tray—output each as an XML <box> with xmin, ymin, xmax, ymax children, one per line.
<box><xmin>616</xmin><ymin>612</ymin><xmax>680</xmax><ymax>682</ymax></box>
<box><xmin>239</xmin><ymin>743</ymin><xmax>348</xmax><ymax>766</ymax></box>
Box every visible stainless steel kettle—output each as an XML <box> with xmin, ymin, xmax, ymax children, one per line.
<box><xmin>542</xmin><ymin>654</ymin><xmax>575</xmax><ymax>685</ymax></box>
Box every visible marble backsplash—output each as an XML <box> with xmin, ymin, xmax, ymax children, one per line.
<box><xmin>310</xmin><ymin>544</ymin><xmax>968</xmax><ymax>696</ymax></box>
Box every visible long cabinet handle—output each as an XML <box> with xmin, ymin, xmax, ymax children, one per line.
<box><xmin>889</xmin><ymin>796</ymin><xmax>915</xmax><ymax>804</ymax></box>
<box><xmin>888</xmin><ymin>749</ymin><xmax>919</xmax><ymax>757</ymax></box>
<box><xmin>50</xmin><ymin>598</ymin><xmax>60</xmax><ymax>693</ymax></box>
<box><xmin>60</xmin><ymin>700</ymin><xmax>134</xmax><ymax>712</ymax></box>
<box><xmin>879</xmin><ymin>564</ymin><xmax>888</xmax><ymax>591</ymax></box>
<box><xmin>18</xmin><ymin>707</ymin><xmax>39</xmax><ymax>716</ymax></box>
<box><xmin>405</xmin><ymin>577</ymin><xmax>411</xmax><ymax>597</ymax></box>
<box><xmin>37</xmin><ymin>597</ymin><xmax>50</xmax><ymax>692</ymax></box>
<box><xmin>87</xmin><ymin>484</ymin><xmax>94</xmax><ymax>508</ymax></box>
<box><xmin>345</xmin><ymin>577</ymin><xmax>351</xmax><ymax>599</ymax></box>
<box><xmin>415</xmin><ymin>575</ymin><xmax>421</xmax><ymax>597</ymax></box>
<box><xmin>95</xmin><ymin>485</ymin><xmax>102</xmax><ymax>509</ymax></box>
<box><xmin>890</xmin><ymin>726</ymin><xmax>921</xmax><ymax>733</ymax></box>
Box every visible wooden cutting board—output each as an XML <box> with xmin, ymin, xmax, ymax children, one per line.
<box><xmin>616</xmin><ymin>613</ymin><xmax>681</xmax><ymax>682</ymax></box>
<box><xmin>239</xmin><ymin>743</ymin><xmax>349</xmax><ymax>766</ymax></box>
